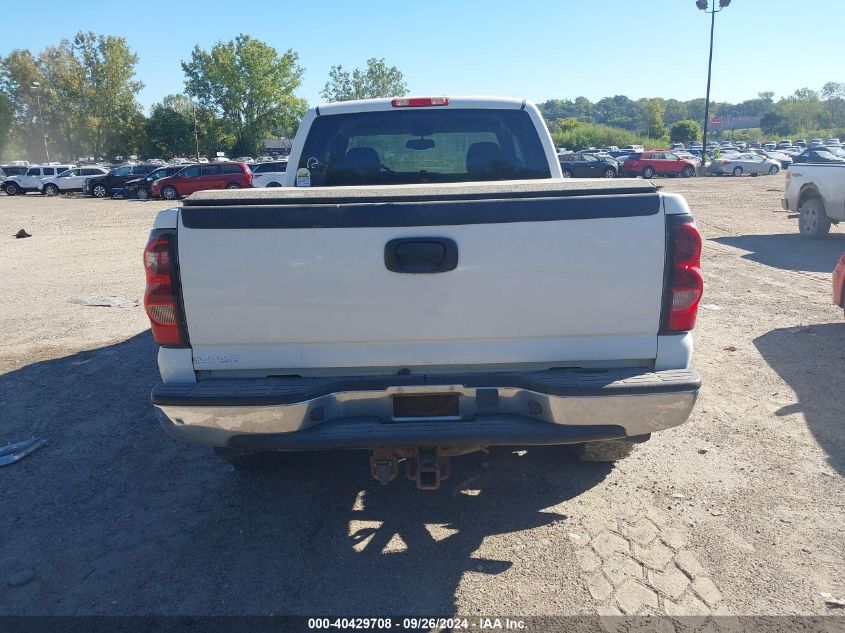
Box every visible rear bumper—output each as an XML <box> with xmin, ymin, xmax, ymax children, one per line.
<box><xmin>152</xmin><ymin>367</ymin><xmax>700</xmax><ymax>450</ymax></box>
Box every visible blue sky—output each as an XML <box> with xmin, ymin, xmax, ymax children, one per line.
<box><xmin>2</xmin><ymin>0</ymin><xmax>842</xmax><ymax>113</ymax></box>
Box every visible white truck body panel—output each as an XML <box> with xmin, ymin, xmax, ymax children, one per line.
<box><xmin>178</xmin><ymin>205</ymin><xmax>665</xmax><ymax>373</ymax></box>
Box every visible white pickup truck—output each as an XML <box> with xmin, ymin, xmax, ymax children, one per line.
<box><xmin>144</xmin><ymin>97</ymin><xmax>703</xmax><ymax>488</ymax></box>
<box><xmin>780</xmin><ymin>164</ymin><xmax>845</xmax><ymax>238</ymax></box>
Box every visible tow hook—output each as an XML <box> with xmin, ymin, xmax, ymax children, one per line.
<box><xmin>368</xmin><ymin>447</ymin><xmax>451</xmax><ymax>490</ymax></box>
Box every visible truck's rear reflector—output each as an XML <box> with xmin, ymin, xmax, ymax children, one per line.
<box><xmin>143</xmin><ymin>231</ymin><xmax>187</xmax><ymax>347</ymax></box>
<box><xmin>665</xmin><ymin>218</ymin><xmax>703</xmax><ymax>332</ymax></box>
<box><xmin>391</xmin><ymin>97</ymin><xmax>449</xmax><ymax>107</ymax></box>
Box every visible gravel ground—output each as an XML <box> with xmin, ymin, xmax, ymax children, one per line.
<box><xmin>0</xmin><ymin>177</ymin><xmax>843</xmax><ymax>619</ymax></box>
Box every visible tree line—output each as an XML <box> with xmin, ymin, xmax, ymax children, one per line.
<box><xmin>0</xmin><ymin>32</ymin><xmax>407</xmax><ymax>162</ymax></box>
<box><xmin>540</xmin><ymin>85</ymin><xmax>845</xmax><ymax>149</ymax></box>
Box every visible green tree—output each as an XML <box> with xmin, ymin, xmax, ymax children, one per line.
<box><xmin>643</xmin><ymin>99</ymin><xmax>668</xmax><ymax>139</ymax></box>
<box><xmin>663</xmin><ymin>99</ymin><xmax>689</xmax><ymax>126</ymax></box>
<box><xmin>776</xmin><ymin>88</ymin><xmax>824</xmax><ymax>133</ymax></box>
<box><xmin>0</xmin><ymin>34</ymin><xmax>143</xmax><ymax>159</ymax></box>
<box><xmin>0</xmin><ymin>49</ymin><xmax>47</xmax><ymax>159</ymax></box>
<box><xmin>0</xmin><ymin>91</ymin><xmax>12</xmax><ymax>159</ymax></box>
<box><xmin>320</xmin><ymin>57</ymin><xmax>407</xmax><ymax>102</ymax></box>
<box><xmin>670</xmin><ymin>119</ymin><xmax>702</xmax><ymax>144</ymax></box>
<box><xmin>144</xmin><ymin>96</ymin><xmax>195</xmax><ymax>158</ymax></box>
<box><xmin>821</xmin><ymin>82</ymin><xmax>845</xmax><ymax>125</ymax></box>
<box><xmin>182</xmin><ymin>35</ymin><xmax>306</xmax><ymax>156</ymax></box>
<box><xmin>43</xmin><ymin>33</ymin><xmax>144</xmax><ymax>158</ymax></box>
<box><xmin>760</xmin><ymin>112</ymin><xmax>787</xmax><ymax>136</ymax></box>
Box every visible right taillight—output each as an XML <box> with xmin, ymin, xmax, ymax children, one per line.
<box><xmin>664</xmin><ymin>217</ymin><xmax>703</xmax><ymax>332</ymax></box>
<box><xmin>143</xmin><ymin>230</ymin><xmax>187</xmax><ymax>346</ymax></box>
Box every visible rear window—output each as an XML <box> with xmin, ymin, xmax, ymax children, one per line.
<box><xmin>297</xmin><ymin>108</ymin><xmax>551</xmax><ymax>186</ymax></box>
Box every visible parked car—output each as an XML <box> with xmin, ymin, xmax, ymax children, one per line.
<box><xmin>145</xmin><ymin>96</ymin><xmax>702</xmax><ymax>486</ymax></box>
<box><xmin>0</xmin><ymin>164</ymin><xmax>30</xmax><ymax>187</ymax></box>
<box><xmin>620</xmin><ymin>144</ymin><xmax>644</xmax><ymax>153</ymax></box>
<box><xmin>834</xmin><ymin>252</ymin><xmax>845</xmax><ymax>317</ymax></box>
<box><xmin>810</xmin><ymin>138</ymin><xmax>824</xmax><ymax>147</ymax></box>
<box><xmin>151</xmin><ymin>162</ymin><xmax>252</xmax><ymax>199</ymax></box>
<box><xmin>781</xmin><ymin>162</ymin><xmax>845</xmax><ymax>238</ymax></box>
<box><xmin>777</xmin><ymin>140</ymin><xmax>793</xmax><ymax>149</ymax></box>
<box><xmin>763</xmin><ymin>142</ymin><xmax>776</xmax><ymax>151</ymax></box>
<box><xmin>558</xmin><ymin>153</ymin><xmax>618</xmax><ymax>178</ymax></box>
<box><xmin>749</xmin><ymin>149</ymin><xmax>793</xmax><ymax>169</ymax></box>
<box><xmin>688</xmin><ymin>141</ymin><xmax>703</xmax><ymax>150</ymax></box>
<box><xmin>41</xmin><ymin>166</ymin><xmax>109</xmax><ymax>195</ymax></box>
<box><xmin>792</xmin><ymin>148</ymin><xmax>845</xmax><ymax>165</ymax></box>
<box><xmin>3</xmin><ymin>165</ymin><xmax>73</xmax><ymax>195</ymax></box>
<box><xmin>709</xmin><ymin>153</ymin><xmax>781</xmax><ymax>176</ymax></box>
<box><xmin>621</xmin><ymin>151</ymin><xmax>697</xmax><ymax>178</ymax></box>
<box><xmin>794</xmin><ymin>139</ymin><xmax>807</xmax><ymax>148</ymax></box>
<box><xmin>826</xmin><ymin>138</ymin><xmax>841</xmax><ymax>147</ymax></box>
<box><xmin>747</xmin><ymin>141</ymin><xmax>762</xmax><ymax>149</ymax></box>
<box><xmin>123</xmin><ymin>166</ymin><xmax>187</xmax><ymax>200</ymax></box>
<box><xmin>674</xmin><ymin>151</ymin><xmax>702</xmax><ymax>167</ymax></box>
<box><xmin>84</xmin><ymin>164</ymin><xmax>159</xmax><ymax>197</ymax></box>
<box><xmin>249</xmin><ymin>161</ymin><xmax>289</xmax><ymax>187</ymax></box>
<box><xmin>233</xmin><ymin>156</ymin><xmax>254</xmax><ymax>163</ymax></box>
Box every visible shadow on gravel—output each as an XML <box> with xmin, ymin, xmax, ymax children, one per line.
<box><xmin>754</xmin><ymin>323</ymin><xmax>845</xmax><ymax>476</ymax></box>
<box><xmin>0</xmin><ymin>333</ymin><xmax>611</xmax><ymax>615</ymax></box>
<box><xmin>711</xmin><ymin>232</ymin><xmax>845</xmax><ymax>273</ymax></box>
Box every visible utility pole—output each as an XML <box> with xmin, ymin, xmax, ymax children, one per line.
<box><xmin>31</xmin><ymin>82</ymin><xmax>50</xmax><ymax>164</ymax></box>
<box><xmin>192</xmin><ymin>101</ymin><xmax>200</xmax><ymax>163</ymax></box>
<box><xmin>696</xmin><ymin>0</ymin><xmax>732</xmax><ymax>173</ymax></box>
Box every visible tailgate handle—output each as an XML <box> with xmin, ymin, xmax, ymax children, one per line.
<box><xmin>385</xmin><ymin>238</ymin><xmax>458</xmax><ymax>274</ymax></box>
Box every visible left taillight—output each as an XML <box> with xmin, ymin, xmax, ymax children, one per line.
<box><xmin>662</xmin><ymin>216</ymin><xmax>703</xmax><ymax>332</ymax></box>
<box><xmin>143</xmin><ymin>230</ymin><xmax>187</xmax><ymax>346</ymax></box>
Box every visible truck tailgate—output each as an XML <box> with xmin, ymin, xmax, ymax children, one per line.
<box><xmin>176</xmin><ymin>182</ymin><xmax>666</xmax><ymax>372</ymax></box>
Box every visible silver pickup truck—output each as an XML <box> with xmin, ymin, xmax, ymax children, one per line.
<box><xmin>144</xmin><ymin>97</ymin><xmax>703</xmax><ymax>488</ymax></box>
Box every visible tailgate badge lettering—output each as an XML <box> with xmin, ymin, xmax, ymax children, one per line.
<box><xmin>194</xmin><ymin>354</ymin><xmax>240</xmax><ymax>365</ymax></box>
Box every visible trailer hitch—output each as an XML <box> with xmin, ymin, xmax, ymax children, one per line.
<box><xmin>407</xmin><ymin>448</ymin><xmax>451</xmax><ymax>490</ymax></box>
<box><xmin>368</xmin><ymin>447</ymin><xmax>452</xmax><ymax>490</ymax></box>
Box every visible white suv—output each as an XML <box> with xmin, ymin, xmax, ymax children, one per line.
<box><xmin>250</xmin><ymin>160</ymin><xmax>288</xmax><ymax>187</ymax></box>
<box><xmin>41</xmin><ymin>166</ymin><xmax>109</xmax><ymax>196</ymax></box>
<box><xmin>3</xmin><ymin>165</ymin><xmax>73</xmax><ymax>195</ymax></box>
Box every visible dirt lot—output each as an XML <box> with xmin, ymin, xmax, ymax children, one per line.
<box><xmin>0</xmin><ymin>176</ymin><xmax>843</xmax><ymax>618</ymax></box>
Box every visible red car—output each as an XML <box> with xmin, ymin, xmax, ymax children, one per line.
<box><xmin>622</xmin><ymin>151</ymin><xmax>697</xmax><ymax>179</ymax></box>
<box><xmin>834</xmin><ymin>252</ymin><xmax>845</xmax><ymax>317</ymax></box>
<box><xmin>151</xmin><ymin>162</ymin><xmax>252</xmax><ymax>200</ymax></box>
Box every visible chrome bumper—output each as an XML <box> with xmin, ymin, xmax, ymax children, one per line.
<box><xmin>153</xmin><ymin>368</ymin><xmax>700</xmax><ymax>450</ymax></box>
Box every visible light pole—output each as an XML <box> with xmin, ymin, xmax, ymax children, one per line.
<box><xmin>31</xmin><ymin>82</ymin><xmax>50</xmax><ymax>164</ymax></box>
<box><xmin>696</xmin><ymin>0</ymin><xmax>731</xmax><ymax>173</ymax></box>
<box><xmin>192</xmin><ymin>100</ymin><xmax>200</xmax><ymax>163</ymax></box>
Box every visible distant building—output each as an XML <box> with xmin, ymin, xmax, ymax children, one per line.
<box><xmin>710</xmin><ymin>116</ymin><xmax>761</xmax><ymax>131</ymax></box>
<box><xmin>261</xmin><ymin>138</ymin><xmax>292</xmax><ymax>156</ymax></box>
